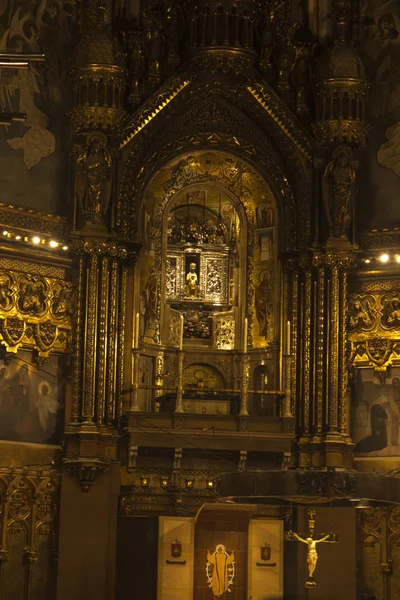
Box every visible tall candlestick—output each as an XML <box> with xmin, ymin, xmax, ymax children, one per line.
<box><xmin>134</xmin><ymin>312</ymin><xmax>139</xmax><ymax>348</ymax></box>
<box><xmin>179</xmin><ymin>314</ymin><xmax>184</xmax><ymax>350</ymax></box>
<box><xmin>287</xmin><ymin>320</ymin><xmax>291</xmax><ymax>355</ymax></box>
<box><xmin>243</xmin><ymin>317</ymin><xmax>248</xmax><ymax>354</ymax></box>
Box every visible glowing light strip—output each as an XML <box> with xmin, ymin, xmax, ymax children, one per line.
<box><xmin>247</xmin><ymin>86</ymin><xmax>312</xmax><ymax>161</ymax></box>
<box><xmin>120</xmin><ymin>80</ymin><xmax>190</xmax><ymax>149</ymax></box>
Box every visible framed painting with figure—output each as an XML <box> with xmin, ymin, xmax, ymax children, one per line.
<box><xmin>353</xmin><ymin>367</ymin><xmax>400</xmax><ymax>456</ymax></box>
<box><xmin>0</xmin><ymin>350</ymin><xmax>65</xmax><ymax>445</ymax></box>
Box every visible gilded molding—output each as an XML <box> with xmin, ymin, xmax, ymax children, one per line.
<box><xmin>0</xmin><ymin>258</ymin><xmax>66</xmax><ymax>280</ymax></box>
<box><xmin>0</xmin><ymin>203</ymin><xmax>67</xmax><ymax>238</ymax></box>
<box><xmin>328</xmin><ymin>264</ymin><xmax>339</xmax><ymax>432</ymax></box>
<box><xmin>106</xmin><ymin>258</ymin><xmax>118</xmax><ymax>422</ymax></box>
<box><xmin>83</xmin><ymin>252</ymin><xmax>98</xmax><ymax>420</ymax></box>
<box><xmin>72</xmin><ymin>256</ymin><xmax>84</xmax><ymax>422</ymax></box>
<box><xmin>120</xmin><ymin>79</ymin><xmax>190</xmax><ymax>148</ymax></box>
<box><xmin>315</xmin><ymin>266</ymin><xmax>325</xmax><ymax>434</ymax></box>
<box><xmin>247</xmin><ymin>84</ymin><xmax>312</xmax><ymax>160</ymax></box>
<box><xmin>302</xmin><ymin>269</ymin><xmax>312</xmax><ymax>433</ymax></box>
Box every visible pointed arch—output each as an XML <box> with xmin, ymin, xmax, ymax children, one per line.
<box><xmin>117</xmin><ymin>83</ymin><xmax>312</xmax><ymax>251</ymax></box>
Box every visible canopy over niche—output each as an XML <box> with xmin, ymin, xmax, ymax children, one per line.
<box><xmin>138</xmin><ymin>150</ymin><xmax>279</xmax><ymax>351</ymax></box>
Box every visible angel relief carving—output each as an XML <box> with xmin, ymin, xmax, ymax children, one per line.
<box><xmin>348</xmin><ymin>297</ymin><xmax>375</xmax><ymax>332</ymax></box>
<box><xmin>18</xmin><ymin>279</ymin><xmax>46</xmax><ymax>315</ymax></box>
<box><xmin>382</xmin><ymin>296</ymin><xmax>400</xmax><ymax>330</ymax></box>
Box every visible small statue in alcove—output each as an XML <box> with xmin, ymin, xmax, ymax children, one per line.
<box><xmin>76</xmin><ymin>133</ymin><xmax>112</xmax><ymax>225</ymax></box>
<box><xmin>185</xmin><ymin>263</ymin><xmax>200</xmax><ymax>297</ymax></box>
<box><xmin>322</xmin><ymin>147</ymin><xmax>357</xmax><ymax>239</ymax></box>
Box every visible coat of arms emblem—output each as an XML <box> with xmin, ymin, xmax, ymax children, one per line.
<box><xmin>171</xmin><ymin>539</ymin><xmax>182</xmax><ymax>558</ymax></box>
<box><xmin>206</xmin><ymin>544</ymin><xmax>235</xmax><ymax>597</ymax></box>
<box><xmin>260</xmin><ymin>542</ymin><xmax>271</xmax><ymax>561</ymax></box>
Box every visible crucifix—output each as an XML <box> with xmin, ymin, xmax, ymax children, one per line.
<box><xmin>0</xmin><ymin>51</ymin><xmax>45</xmax><ymax>125</ymax></box>
<box><xmin>286</xmin><ymin>509</ymin><xmax>337</xmax><ymax>588</ymax></box>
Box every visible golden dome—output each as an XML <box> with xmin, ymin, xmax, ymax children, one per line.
<box><xmin>315</xmin><ymin>40</ymin><xmax>366</xmax><ymax>83</ymax></box>
<box><xmin>74</xmin><ymin>28</ymin><xmax>126</xmax><ymax>70</ymax></box>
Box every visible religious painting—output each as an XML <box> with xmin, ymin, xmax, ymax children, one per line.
<box><xmin>0</xmin><ymin>0</ymin><xmax>76</xmax><ymax>214</ymax></box>
<box><xmin>357</xmin><ymin>0</ymin><xmax>400</xmax><ymax>230</ymax></box>
<box><xmin>0</xmin><ymin>350</ymin><xmax>65</xmax><ymax>444</ymax></box>
<box><xmin>353</xmin><ymin>367</ymin><xmax>400</xmax><ymax>455</ymax></box>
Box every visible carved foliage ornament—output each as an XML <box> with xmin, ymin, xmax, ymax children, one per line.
<box><xmin>64</xmin><ymin>460</ymin><xmax>109</xmax><ymax>493</ymax></box>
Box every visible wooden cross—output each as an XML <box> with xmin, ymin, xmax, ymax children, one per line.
<box><xmin>0</xmin><ymin>51</ymin><xmax>45</xmax><ymax>125</ymax></box>
<box><xmin>286</xmin><ymin>509</ymin><xmax>338</xmax><ymax>588</ymax></box>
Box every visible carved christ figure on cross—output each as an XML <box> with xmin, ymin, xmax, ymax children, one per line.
<box><xmin>292</xmin><ymin>533</ymin><xmax>330</xmax><ymax>585</ymax></box>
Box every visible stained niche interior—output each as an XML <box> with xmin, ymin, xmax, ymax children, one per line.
<box><xmin>136</xmin><ymin>151</ymin><xmax>279</xmax><ymax>414</ymax></box>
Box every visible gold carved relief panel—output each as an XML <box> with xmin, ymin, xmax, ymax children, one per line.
<box><xmin>0</xmin><ymin>260</ymin><xmax>73</xmax><ymax>359</ymax></box>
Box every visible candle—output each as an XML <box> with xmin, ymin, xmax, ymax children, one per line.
<box><xmin>287</xmin><ymin>320</ymin><xmax>291</xmax><ymax>355</ymax></box>
<box><xmin>243</xmin><ymin>317</ymin><xmax>248</xmax><ymax>354</ymax></box>
<box><xmin>134</xmin><ymin>312</ymin><xmax>139</xmax><ymax>348</ymax></box>
<box><xmin>179</xmin><ymin>314</ymin><xmax>184</xmax><ymax>350</ymax></box>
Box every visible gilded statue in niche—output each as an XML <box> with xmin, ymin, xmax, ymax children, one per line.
<box><xmin>76</xmin><ymin>133</ymin><xmax>113</xmax><ymax>225</ymax></box>
<box><xmin>322</xmin><ymin>147</ymin><xmax>356</xmax><ymax>239</ymax></box>
<box><xmin>185</xmin><ymin>263</ymin><xmax>200</xmax><ymax>298</ymax></box>
<box><xmin>141</xmin><ymin>151</ymin><xmax>277</xmax><ymax>345</ymax></box>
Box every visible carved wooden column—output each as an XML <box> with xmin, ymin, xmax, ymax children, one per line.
<box><xmin>57</xmin><ymin>2</ymin><xmax>129</xmax><ymax>598</ymax></box>
<box><xmin>293</xmin><ymin>251</ymin><xmax>356</xmax><ymax>468</ymax></box>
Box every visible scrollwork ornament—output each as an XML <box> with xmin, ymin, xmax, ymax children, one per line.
<box><xmin>24</xmin><ymin>548</ymin><xmax>38</xmax><ymax>563</ymax></box>
<box><xmin>64</xmin><ymin>460</ymin><xmax>109</xmax><ymax>493</ymax></box>
<box><xmin>389</xmin><ymin>506</ymin><xmax>400</xmax><ymax>533</ymax></box>
<box><xmin>8</xmin><ymin>490</ymin><xmax>31</xmax><ymax>519</ymax></box>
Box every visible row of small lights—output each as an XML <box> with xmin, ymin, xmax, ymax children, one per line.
<box><xmin>2</xmin><ymin>230</ymin><xmax>68</xmax><ymax>251</ymax></box>
<box><xmin>364</xmin><ymin>253</ymin><xmax>400</xmax><ymax>264</ymax></box>
<box><xmin>140</xmin><ymin>476</ymin><xmax>214</xmax><ymax>489</ymax></box>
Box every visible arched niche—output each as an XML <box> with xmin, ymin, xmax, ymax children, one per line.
<box><xmin>136</xmin><ymin>150</ymin><xmax>280</xmax><ymax>353</ymax></box>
